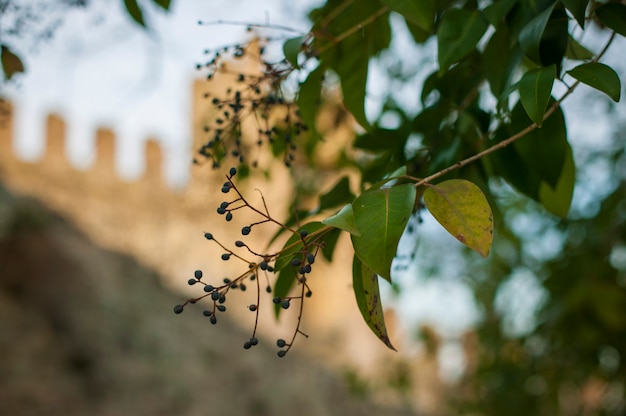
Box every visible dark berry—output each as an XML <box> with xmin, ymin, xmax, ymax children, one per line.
<box><xmin>219</xmin><ymin>295</ymin><xmax>226</xmax><ymax>304</ymax></box>
<box><xmin>221</xmin><ymin>186</ymin><xmax>230</xmax><ymax>193</ymax></box>
<box><xmin>243</xmin><ymin>341</ymin><xmax>252</xmax><ymax>350</ymax></box>
<box><xmin>277</xmin><ymin>350</ymin><xmax>287</xmax><ymax>358</ymax></box>
<box><xmin>173</xmin><ymin>304</ymin><xmax>184</xmax><ymax>314</ymax></box>
<box><xmin>203</xmin><ymin>310</ymin><xmax>212</xmax><ymax>317</ymax></box>
<box><xmin>290</xmin><ymin>258</ymin><xmax>301</xmax><ymax>267</ymax></box>
<box><xmin>210</xmin><ymin>315</ymin><xmax>217</xmax><ymax>325</ymax></box>
<box><xmin>211</xmin><ymin>291</ymin><xmax>220</xmax><ymax>301</ymax></box>
<box><xmin>217</xmin><ymin>305</ymin><xmax>226</xmax><ymax>312</ymax></box>
<box><xmin>306</xmin><ymin>290</ymin><xmax>313</xmax><ymax>297</ymax></box>
<box><xmin>204</xmin><ymin>232</ymin><xmax>213</xmax><ymax>240</ymax></box>
<box><xmin>267</xmin><ymin>266</ymin><xmax>274</xmax><ymax>272</ymax></box>
<box><xmin>249</xmin><ymin>304</ymin><xmax>257</xmax><ymax>311</ymax></box>
<box><xmin>217</xmin><ymin>207</ymin><xmax>226</xmax><ymax>215</ymax></box>
<box><xmin>249</xmin><ymin>337</ymin><xmax>258</xmax><ymax>346</ymax></box>
<box><xmin>276</xmin><ymin>339</ymin><xmax>286</xmax><ymax>348</ymax></box>
<box><xmin>188</xmin><ymin>278</ymin><xmax>197</xmax><ymax>286</ymax></box>
<box><xmin>299</xmin><ymin>267</ymin><xmax>306</xmax><ymax>275</ymax></box>
<box><xmin>204</xmin><ymin>284</ymin><xmax>215</xmax><ymax>293</ymax></box>
<box><xmin>304</xmin><ymin>264</ymin><xmax>312</xmax><ymax>273</ymax></box>
<box><xmin>235</xmin><ymin>240</ymin><xmax>245</xmax><ymax>247</ymax></box>
<box><xmin>239</xmin><ymin>284</ymin><xmax>247</xmax><ymax>291</ymax></box>
<box><xmin>281</xmin><ymin>299</ymin><xmax>290</xmax><ymax>309</ymax></box>
<box><xmin>307</xmin><ymin>253</ymin><xmax>315</xmax><ymax>264</ymax></box>
<box><xmin>266</xmin><ymin>286</ymin><xmax>272</xmax><ymax>293</ymax></box>
<box><xmin>299</xmin><ymin>230</ymin><xmax>308</xmax><ymax>238</ymax></box>
<box><xmin>223</xmin><ymin>278</ymin><xmax>231</xmax><ymax>284</ymax></box>
<box><xmin>260</xmin><ymin>261</ymin><xmax>268</xmax><ymax>270</ymax></box>
<box><xmin>221</xmin><ymin>253</ymin><xmax>231</xmax><ymax>261</ymax></box>
<box><xmin>229</xmin><ymin>167</ymin><xmax>237</xmax><ymax>176</ymax></box>
<box><xmin>225</xmin><ymin>212</ymin><xmax>233</xmax><ymax>221</ymax></box>
<box><xmin>220</xmin><ymin>201</ymin><xmax>229</xmax><ymax>209</ymax></box>
<box><xmin>241</xmin><ymin>226</ymin><xmax>251</xmax><ymax>235</ymax></box>
<box><xmin>273</xmin><ymin>297</ymin><xmax>281</xmax><ymax>304</ymax></box>
<box><xmin>194</xmin><ymin>270</ymin><xmax>203</xmax><ymax>279</ymax></box>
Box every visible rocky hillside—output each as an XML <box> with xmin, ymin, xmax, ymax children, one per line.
<box><xmin>0</xmin><ymin>183</ymin><xmax>417</xmax><ymax>416</ymax></box>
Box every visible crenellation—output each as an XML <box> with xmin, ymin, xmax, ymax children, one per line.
<box><xmin>92</xmin><ymin>128</ymin><xmax>117</xmax><ymax>178</ymax></box>
<box><xmin>41</xmin><ymin>114</ymin><xmax>71</xmax><ymax>171</ymax></box>
<box><xmin>141</xmin><ymin>139</ymin><xmax>164</xmax><ymax>184</ymax></box>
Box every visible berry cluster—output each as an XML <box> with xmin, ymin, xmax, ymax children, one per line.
<box><xmin>193</xmin><ymin>33</ymin><xmax>309</xmax><ymax>170</ymax></box>
<box><xmin>173</xmin><ymin>167</ymin><xmax>331</xmax><ymax>357</ymax></box>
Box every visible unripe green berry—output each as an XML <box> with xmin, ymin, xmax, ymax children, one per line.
<box><xmin>173</xmin><ymin>304</ymin><xmax>184</xmax><ymax>314</ymax></box>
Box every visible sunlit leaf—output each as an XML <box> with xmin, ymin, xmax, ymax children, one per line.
<box><xmin>423</xmin><ymin>179</ymin><xmax>493</xmax><ymax>257</ymax></box>
<box><xmin>283</xmin><ymin>36</ymin><xmax>304</xmax><ymax>69</ymax></box>
<box><xmin>567</xmin><ymin>62</ymin><xmax>621</xmax><ymax>102</ymax></box>
<box><xmin>379</xmin><ymin>0</ymin><xmax>433</xmax><ymax>32</ymax></box>
<box><xmin>352</xmin><ymin>255</ymin><xmax>396</xmax><ymax>350</ymax></box>
<box><xmin>1</xmin><ymin>45</ymin><xmax>25</xmax><ymax>80</ymax></box>
<box><xmin>124</xmin><ymin>0</ymin><xmax>146</xmax><ymax>27</ymax></box>
<box><xmin>351</xmin><ymin>184</ymin><xmax>416</xmax><ymax>281</ymax></box>
<box><xmin>539</xmin><ymin>144</ymin><xmax>575</xmax><ymax>218</ymax></box>
<box><xmin>518</xmin><ymin>65</ymin><xmax>555</xmax><ymax>126</ymax></box>
<box><xmin>437</xmin><ymin>9</ymin><xmax>489</xmax><ymax>72</ymax></box>
<box><xmin>595</xmin><ymin>3</ymin><xmax>626</xmax><ymax>37</ymax></box>
<box><xmin>322</xmin><ymin>204</ymin><xmax>361</xmax><ymax>235</ymax></box>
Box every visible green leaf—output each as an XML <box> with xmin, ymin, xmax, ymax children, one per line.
<box><xmin>322</xmin><ymin>204</ymin><xmax>361</xmax><ymax>236</ymax></box>
<box><xmin>319</xmin><ymin>176</ymin><xmax>355</xmax><ymax>211</ymax></box>
<box><xmin>1</xmin><ymin>45</ymin><xmax>25</xmax><ymax>80</ymax></box>
<box><xmin>595</xmin><ymin>3</ymin><xmax>626</xmax><ymax>37</ymax></box>
<box><xmin>124</xmin><ymin>0</ymin><xmax>146</xmax><ymax>27</ymax></box>
<box><xmin>274</xmin><ymin>222</ymin><xmax>326</xmax><ymax>272</ymax></box>
<box><xmin>352</xmin><ymin>255</ymin><xmax>396</xmax><ymax>351</ymax></box>
<box><xmin>273</xmin><ymin>266</ymin><xmax>296</xmax><ymax>318</ymax></box>
<box><xmin>565</xmin><ymin>35</ymin><xmax>594</xmax><ymax>60</ymax></box>
<box><xmin>518</xmin><ymin>65</ymin><xmax>556</xmax><ymax>126</ymax></box>
<box><xmin>321</xmin><ymin>227</ymin><xmax>342</xmax><ymax>262</ymax></box>
<box><xmin>483</xmin><ymin>26</ymin><xmax>523</xmax><ymax>99</ymax></box>
<box><xmin>539</xmin><ymin>143</ymin><xmax>575</xmax><ymax>217</ymax></box>
<box><xmin>283</xmin><ymin>36</ymin><xmax>304</xmax><ymax>69</ymax></box>
<box><xmin>561</xmin><ymin>0</ymin><xmax>588</xmax><ymax>28</ymax></box>
<box><xmin>483</xmin><ymin>0</ymin><xmax>518</xmax><ymax>26</ymax></box>
<box><xmin>510</xmin><ymin>100</ymin><xmax>567</xmax><ymax>189</ymax></box>
<box><xmin>151</xmin><ymin>0</ymin><xmax>171</xmax><ymax>10</ymax></box>
<box><xmin>423</xmin><ymin>179</ymin><xmax>493</xmax><ymax>257</ymax></box>
<box><xmin>437</xmin><ymin>9</ymin><xmax>489</xmax><ymax>72</ymax></box>
<box><xmin>351</xmin><ymin>184</ymin><xmax>416</xmax><ymax>282</ymax></box>
<box><xmin>567</xmin><ymin>62</ymin><xmax>621</xmax><ymax>102</ymax></box>
<box><xmin>379</xmin><ymin>0</ymin><xmax>433</xmax><ymax>32</ymax></box>
<box><xmin>518</xmin><ymin>4</ymin><xmax>554</xmax><ymax>63</ymax></box>
<box><xmin>297</xmin><ymin>66</ymin><xmax>325</xmax><ymax>135</ymax></box>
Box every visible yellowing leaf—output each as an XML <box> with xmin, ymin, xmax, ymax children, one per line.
<box><xmin>352</xmin><ymin>255</ymin><xmax>396</xmax><ymax>351</ymax></box>
<box><xmin>423</xmin><ymin>179</ymin><xmax>493</xmax><ymax>257</ymax></box>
